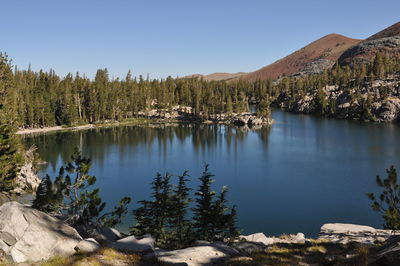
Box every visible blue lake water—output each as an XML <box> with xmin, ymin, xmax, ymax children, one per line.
<box><xmin>23</xmin><ymin>110</ymin><xmax>400</xmax><ymax>237</ymax></box>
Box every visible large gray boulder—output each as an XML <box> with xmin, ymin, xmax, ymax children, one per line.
<box><xmin>239</xmin><ymin>232</ymin><xmax>274</xmax><ymax>246</ymax></box>
<box><xmin>0</xmin><ymin>201</ymin><xmax>82</xmax><ymax>263</ymax></box>
<box><xmin>74</xmin><ymin>238</ymin><xmax>100</xmax><ymax>253</ymax></box>
<box><xmin>0</xmin><ymin>193</ymin><xmax>14</xmax><ymax>207</ymax></box>
<box><xmin>375</xmin><ymin>99</ymin><xmax>400</xmax><ymax>122</ymax></box>
<box><xmin>234</xmin><ymin>241</ymin><xmax>267</xmax><ymax>255</ymax></box>
<box><xmin>319</xmin><ymin>223</ymin><xmax>400</xmax><ymax>244</ymax></box>
<box><xmin>109</xmin><ymin>234</ymin><xmax>155</xmax><ymax>253</ymax></box>
<box><xmin>155</xmin><ymin>242</ymin><xmax>239</xmax><ymax>266</ymax></box>
<box><xmin>239</xmin><ymin>232</ymin><xmax>305</xmax><ymax>246</ymax></box>
<box><xmin>100</xmin><ymin>227</ymin><xmax>121</xmax><ymax>241</ymax></box>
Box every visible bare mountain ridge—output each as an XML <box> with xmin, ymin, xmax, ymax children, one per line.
<box><xmin>367</xmin><ymin>21</ymin><xmax>400</xmax><ymax>41</ymax></box>
<box><xmin>185</xmin><ymin>21</ymin><xmax>400</xmax><ymax>81</ymax></box>
<box><xmin>339</xmin><ymin>21</ymin><xmax>400</xmax><ymax>66</ymax></box>
<box><xmin>242</xmin><ymin>33</ymin><xmax>361</xmax><ymax>81</ymax></box>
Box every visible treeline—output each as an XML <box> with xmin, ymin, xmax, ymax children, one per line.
<box><xmin>1</xmin><ymin>51</ymin><xmax>399</xmax><ymax>129</ymax></box>
<box><xmin>0</xmin><ymin>53</ymin><xmax>263</xmax><ymax>129</ymax></box>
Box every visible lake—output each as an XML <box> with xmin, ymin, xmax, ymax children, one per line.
<box><xmin>22</xmin><ymin>109</ymin><xmax>400</xmax><ymax>237</ymax></box>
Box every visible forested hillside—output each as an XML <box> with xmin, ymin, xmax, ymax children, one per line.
<box><xmin>1</xmin><ymin>50</ymin><xmax>400</xmax><ymax>130</ymax></box>
<box><xmin>0</xmin><ymin>53</ymin><xmax>260</xmax><ymax>129</ymax></box>
<box><xmin>271</xmin><ymin>53</ymin><xmax>400</xmax><ymax>122</ymax></box>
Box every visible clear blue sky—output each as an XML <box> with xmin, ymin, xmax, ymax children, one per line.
<box><xmin>1</xmin><ymin>0</ymin><xmax>399</xmax><ymax>79</ymax></box>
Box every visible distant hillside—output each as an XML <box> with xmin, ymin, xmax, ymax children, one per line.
<box><xmin>184</xmin><ymin>72</ymin><xmax>247</xmax><ymax>81</ymax></box>
<box><xmin>242</xmin><ymin>34</ymin><xmax>361</xmax><ymax>81</ymax></box>
<box><xmin>339</xmin><ymin>21</ymin><xmax>400</xmax><ymax>66</ymax></box>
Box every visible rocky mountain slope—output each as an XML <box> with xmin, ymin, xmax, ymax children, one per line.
<box><xmin>184</xmin><ymin>22</ymin><xmax>400</xmax><ymax>82</ymax></box>
<box><xmin>338</xmin><ymin>21</ymin><xmax>400</xmax><ymax>65</ymax></box>
<box><xmin>242</xmin><ymin>34</ymin><xmax>361</xmax><ymax>81</ymax></box>
<box><xmin>367</xmin><ymin>21</ymin><xmax>400</xmax><ymax>41</ymax></box>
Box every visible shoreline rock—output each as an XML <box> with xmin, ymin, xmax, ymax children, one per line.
<box><xmin>11</xmin><ymin>162</ymin><xmax>41</xmax><ymax>194</ymax></box>
<box><xmin>318</xmin><ymin>223</ymin><xmax>400</xmax><ymax>244</ymax></box>
<box><xmin>0</xmin><ymin>202</ymin><xmax>82</xmax><ymax>263</ymax></box>
<box><xmin>273</xmin><ymin>76</ymin><xmax>400</xmax><ymax>123</ymax></box>
<box><xmin>1</xmin><ymin>202</ymin><xmax>399</xmax><ymax>265</ymax></box>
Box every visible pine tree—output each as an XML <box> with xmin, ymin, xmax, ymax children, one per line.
<box><xmin>257</xmin><ymin>97</ymin><xmax>271</xmax><ymax>118</ymax></box>
<box><xmin>0</xmin><ymin>53</ymin><xmax>23</xmax><ymax>191</ymax></box>
<box><xmin>314</xmin><ymin>88</ymin><xmax>327</xmax><ymax>115</ymax></box>
<box><xmin>373</xmin><ymin>53</ymin><xmax>385</xmax><ymax>80</ymax></box>
<box><xmin>169</xmin><ymin>171</ymin><xmax>193</xmax><ymax>249</ymax></box>
<box><xmin>193</xmin><ymin>164</ymin><xmax>216</xmax><ymax>241</ymax></box>
<box><xmin>130</xmin><ymin>173</ymin><xmax>174</xmax><ymax>245</ymax></box>
<box><xmin>0</xmin><ymin>122</ymin><xmax>23</xmax><ymax>191</ymax></box>
<box><xmin>367</xmin><ymin>166</ymin><xmax>400</xmax><ymax>230</ymax></box>
<box><xmin>32</xmin><ymin>175</ymin><xmax>53</xmax><ymax>211</ymax></box>
<box><xmin>32</xmin><ymin>148</ymin><xmax>131</xmax><ymax>229</ymax></box>
<box><xmin>213</xmin><ymin>186</ymin><xmax>229</xmax><ymax>238</ymax></box>
<box><xmin>226</xmin><ymin>95</ymin><xmax>233</xmax><ymax>114</ymax></box>
<box><xmin>226</xmin><ymin>205</ymin><xmax>240</xmax><ymax>242</ymax></box>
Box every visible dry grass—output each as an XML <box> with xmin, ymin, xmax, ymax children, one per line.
<box><xmin>306</xmin><ymin>245</ymin><xmax>327</xmax><ymax>254</ymax></box>
<box><xmin>355</xmin><ymin>245</ymin><xmax>373</xmax><ymax>265</ymax></box>
<box><xmin>225</xmin><ymin>241</ymin><xmax>378</xmax><ymax>266</ymax></box>
<box><xmin>0</xmin><ymin>248</ymin><xmax>143</xmax><ymax>266</ymax></box>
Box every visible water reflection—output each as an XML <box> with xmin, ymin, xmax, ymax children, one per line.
<box><xmin>22</xmin><ymin>110</ymin><xmax>400</xmax><ymax>237</ymax></box>
<box><xmin>23</xmin><ymin>124</ymin><xmax>271</xmax><ymax>173</ymax></box>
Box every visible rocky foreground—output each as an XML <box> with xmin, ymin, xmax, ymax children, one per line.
<box><xmin>0</xmin><ymin>202</ymin><xmax>399</xmax><ymax>265</ymax></box>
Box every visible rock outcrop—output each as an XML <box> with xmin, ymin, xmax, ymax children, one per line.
<box><xmin>231</xmin><ymin>113</ymin><xmax>271</xmax><ymax>127</ymax></box>
<box><xmin>12</xmin><ymin>162</ymin><xmax>41</xmax><ymax>194</ymax></box>
<box><xmin>0</xmin><ymin>193</ymin><xmax>14</xmax><ymax>207</ymax></box>
<box><xmin>239</xmin><ymin>232</ymin><xmax>305</xmax><ymax>246</ymax></box>
<box><xmin>274</xmin><ymin>77</ymin><xmax>400</xmax><ymax>123</ymax></box>
<box><xmin>109</xmin><ymin>234</ymin><xmax>155</xmax><ymax>253</ymax></box>
<box><xmin>339</xmin><ymin>36</ymin><xmax>400</xmax><ymax>66</ymax></box>
<box><xmin>0</xmin><ymin>202</ymin><xmax>82</xmax><ymax>263</ymax></box>
<box><xmin>338</xmin><ymin>21</ymin><xmax>400</xmax><ymax>66</ymax></box>
<box><xmin>318</xmin><ymin>223</ymin><xmax>400</xmax><ymax>244</ymax></box>
<box><xmin>93</xmin><ymin>227</ymin><xmax>122</xmax><ymax>244</ymax></box>
<box><xmin>138</xmin><ymin>106</ymin><xmax>272</xmax><ymax>128</ymax></box>
<box><xmin>75</xmin><ymin>238</ymin><xmax>101</xmax><ymax>253</ymax></box>
<box><xmin>154</xmin><ymin>242</ymin><xmax>239</xmax><ymax>266</ymax></box>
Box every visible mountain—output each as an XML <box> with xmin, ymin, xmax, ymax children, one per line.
<box><xmin>184</xmin><ymin>72</ymin><xmax>247</xmax><ymax>81</ymax></box>
<box><xmin>338</xmin><ymin>21</ymin><xmax>400</xmax><ymax>65</ymax></box>
<box><xmin>184</xmin><ymin>22</ymin><xmax>400</xmax><ymax>82</ymax></box>
<box><xmin>242</xmin><ymin>34</ymin><xmax>361</xmax><ymax>81</ymax></box>
<box><xmin>367</xmin><ymin>21</ymin><xmax>400</xmax><ymax>41</ymax></box>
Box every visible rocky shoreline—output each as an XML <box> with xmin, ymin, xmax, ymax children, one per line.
<box><xmin>16</xmin><ymin>107</ymin><xmax>272</xmax><ymax>135</ymax></box>
<box><xmin>0</xmin><ymin>201</ymin><xmax>399</xmax><ymax>265</ymax></box>
<box><xmin>273</xmin><ymin>76</ymin><xmax>400</xmax><ymax>123</ymax></box>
